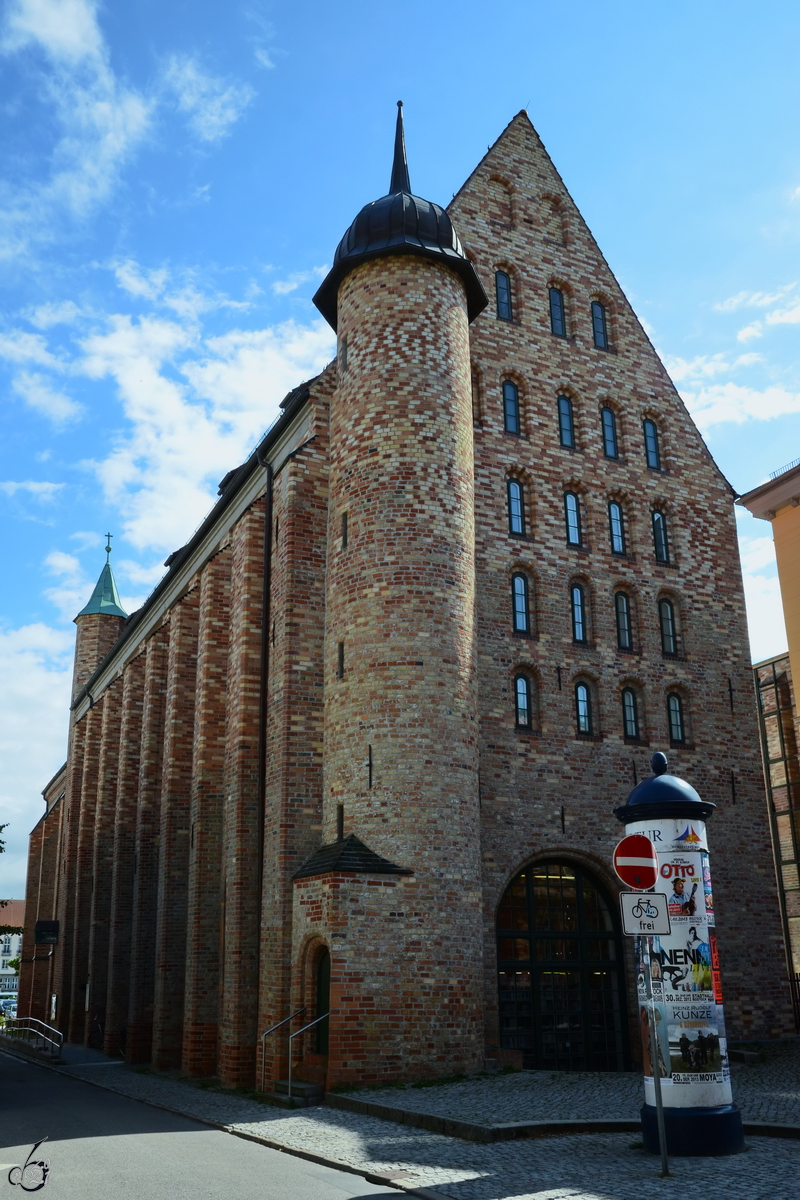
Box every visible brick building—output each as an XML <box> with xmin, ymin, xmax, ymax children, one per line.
<box><xmin>19</xmin><ymin>107</ymin><xmax>794</xmax><ymax>1089</ymax></box>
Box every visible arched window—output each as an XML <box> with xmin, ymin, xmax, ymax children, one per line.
<box><xmin>558</xmin><ymin>395</ymin><xmax>575</xmax><ymax>447</ymax></box>
<box><xmin>571</xmin><ymin>584</ymin><xmax>587</xmax><ymax>643</ymax></box>
<box><xmin>315</xmin><ymin>947</ymin><xmax>331</xmax><ymax>1053</ymax></box>
<box><xmin>643</xmin><ymin>419</ymin><xmax>661</xmax><ymax>469</ymax></box>
<box><xmin>652</xmin><ymin>511</ymin><xmax>669</xmax><ymax>563</ymax></box>
<box><xmin>496</xmin><ymin>270</ymin><xmax>513</xmax><ymax>321</ymax></box>
<box><xmin>622</xmin><ymin>687</ymin><xmax>639</xmax><ymax>740</ymax></box>
<box><xmin>659</xmin><ymin>598</ymin><xmax>678</xmax><ymax>656</ymax></box>
<box><xmin>601</xmin><ymin>407</ymin><xmax>618</xmax><ymax>458</ymax></box>
<box><xmin>615</xmin><ymin>591</ymin><xmax>632</xmax><ymax>651</ymax></box>
<box><xmin>564</xmin><ymin>492</ymin><xmax>582</xmax><ymax>545</ymax></box>
<box><xmin>608</xmin><ymin>502</ymin><xmax>625</xmax><ymax>555</ymax></box>
<box><xmin>667</xmin><ymin>692</ymin><xmax>685</xmax><ymax>743</ymax></box>
<box><xmin>512</xmin><ymin>573</ymin><xmax>530</xmax><ymax>634</ymax></box>
<box><xmin>503</xmin><ymin>379</ymin><xmax>520</xmax><ymax>434</ymax></box>
<box><xmin>549</xmin><ymin>287</ymin><xmax>567</xmax><ymax>337</ymax></box>
<box><xmin>575</xmin><ymin>682</ymin><xmax>592</xmax><ymax>735</ymax></box>
<box><xmin>497</xmin><ymin>861</ymin><xmax>629</xmax><ymax>1070</ymax></box>
<box><xmin>507</xmin><ymin>479</ymin><xmax>525</xmax><ymax>535</ymax></box>
<box><xmin>515</xmin><ymin>673</ymin><xmax>532</xmax><ymax>728</ymax></box>
<box><xmin>591</xmin><ymin>301</ymin><xmax>608</xmax><ymax>350</ymax></box>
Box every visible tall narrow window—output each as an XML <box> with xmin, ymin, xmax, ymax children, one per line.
<box><xmin>496</xmin><ymin>271</ymin><xmax>513</xmax><ymax>321</ymax></box>
<box><xmin>608</xmin><ymin>501</ymin><xmax>626</xmax><ymax>555</ymax></box>
<box><xmin>549</xmin><ymin>287</ymin><xmax>566</xmax><ymax>337</ymax></box>
<box><xmin>659</xmin><ymin>598</ymin><xmax>677</xmax><ymax>656</ymax></box>
<box><xmin>652</xmin><ymin>511</ymin><xmax>669</xmax><ymax>563</ymax></box>
<box><xmin>667</xmin><ymin>692</ymin><xmax>685</xmax><ymax>743</ymax></box>
<box><xmin>622</xmin><ymin>688</ymin><xmax>639</xmax><ymax>740</ymax></box>
<box><xmin>564</xmin><ymin>492</ymin><xmax>582</xmax><ymax>545</ymax></box>
<box><xmin>643</xmin><ymin>419</ymin><xmax>661</xmax><ymax>469</ymax></box>
<box><xmin>512</xmin><ymin>573</ymin><xmax>529</xmax><ymax>633</ymax></box>
<box><xmin>601</xmin><ymin>407</ymin><xmax>618</xmax><ymax>458</ymax></box>
<box><xmin>575</xmin><ymin>683</ymin><xmax>592</xmax><ymax>735</ymax></box>
<box><xmin>339</xmin><ymin>337</ymin><xmax>348</xmax><ymax>372</ymax></box>
<box><xmin>507</xmin><ymin>480</ymin><xmax>525</xmax><ymax>535</ymax></box>
<box><xmin>515</xmin><ymin>674</ymin><xmax>532</xmax><ymax>728</ymax></box>
<box><xmin>615</xmin><ymin>591</ymin><xmax>632</xmax><ymax>651</ymax></box>
<box><xmin>341</xmin><ymin>512</ymin><xmax>348</xmax><ymax>548</ymax></box>
<box><xmin>503</xmin><ymin>379</ymin><xmax>520</xmax><ymax>434</ymax></box>
<box><xmin>591</xmin><ymin>301</ymin><xmax>608</xmax><ymax>349</ymax></box>
<box><xmin>571</xmin><ymin>584</ymin><xmax>587</xmax><ymax>642</ymax></box>
<box><xmin>558</xmin><ymin>395</ymin><xmax>575</xmax><ymax>447</ymax></box>
<box><xmin>337</xmin><ymin>642</ymin><xmax>344</xmax><ymax>679</ymax></box>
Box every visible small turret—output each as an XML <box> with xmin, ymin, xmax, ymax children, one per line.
<box><xmin>71</xmin><ymin>535</ymin><xmax>127</xmax><ymax>701</ymax></box>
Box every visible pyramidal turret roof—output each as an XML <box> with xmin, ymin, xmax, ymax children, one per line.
<box><xmin>76</xmin><ymin>539</ymin><xmax>127</xmax><ymax>620</ymax></box>
<box><xmin>313</xmin><ymin>102</ymin><xmax>487</xmax><ymax>330</ymax></box>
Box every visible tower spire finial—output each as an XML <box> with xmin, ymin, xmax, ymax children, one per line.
<box><xmin>104</xmin><ymin>532</ymin><xmax>113</xmax><ymax>563</ymax></box>
<box><xmin>389</xmin><ymin>101</ymin><xmax>410</xmax><ymax>195</ymax></box>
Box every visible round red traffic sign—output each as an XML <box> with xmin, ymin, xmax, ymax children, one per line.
<box><xmin>612</xmin><ymin>834</ymin><xmax>658</xmax><ymax>890</ymax></box>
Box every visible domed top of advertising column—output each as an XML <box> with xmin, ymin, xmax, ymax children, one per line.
<box><xmin>615</xmin><ymin>753</ymin><xmax>716</xmax><ymax>825</ymax></box>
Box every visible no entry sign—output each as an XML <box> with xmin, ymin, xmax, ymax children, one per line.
<box><xmin>612</xmin><ymin>834</ymin><xmax>659</xmax><ymax>890</ymax></box>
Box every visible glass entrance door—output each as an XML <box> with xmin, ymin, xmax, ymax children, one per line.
<box><xmin>497</xmin><ymin>861</ymin><xmax>628</xmax><ymax>1070</ymax></box>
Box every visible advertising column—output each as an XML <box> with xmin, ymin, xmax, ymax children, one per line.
<box><xmin>615</xmin><ymin>753</ymin><xmax>744</xmax><ymax>1156</ymax></box>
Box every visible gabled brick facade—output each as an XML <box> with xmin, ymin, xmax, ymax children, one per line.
<box><xmin>19</xmin><ymin>112</ymin><xmax>794</xmax><ymax>1089</ymax></box>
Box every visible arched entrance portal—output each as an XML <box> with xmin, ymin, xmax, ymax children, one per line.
<box><xmin>497</xmin><ymin>860</ymin><xmax>628</xmax><ymax>1070</ymax></box>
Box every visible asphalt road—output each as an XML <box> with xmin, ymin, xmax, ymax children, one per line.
<box><xmin>0</xmin><ymin>1053</ymin><xmax>400</xmax><ymax>1200</ymax></box>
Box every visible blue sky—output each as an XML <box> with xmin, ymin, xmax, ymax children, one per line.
<box><xmin>1</xmin><ymin>0</ymin><xmax>799</xmax><ymax>894</ymax></box>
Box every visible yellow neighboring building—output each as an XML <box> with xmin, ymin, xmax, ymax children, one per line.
<box><xmin>740</xmin><ymin>459</ymin><xmax>800</xmax><ymax>1024</ymax></box>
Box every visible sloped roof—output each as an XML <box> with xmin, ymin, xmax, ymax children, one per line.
<box><xmin>293</xmin><ymin>833</ymin><xmax>412</xmax><ymax>880</ymax></box>
<box><xmin>76</xmin><ymin>561</ymin><xmax>127</xmax><ymax>619</ymax></box>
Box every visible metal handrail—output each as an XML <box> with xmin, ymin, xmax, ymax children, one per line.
<box><xmin>260</xmin><ymin>1007</ymin><xmax>305</xmax><ymax>1094</ymax></box>
<box><xmin>4</xmin><ymin>1016</ymin><xmax>63</xmax><ymax>1060</ymax></box>
<box><xmin>287</xmin><ymin>1012</ymin><xmax>328</xmax><ymax>1100</ymax></box>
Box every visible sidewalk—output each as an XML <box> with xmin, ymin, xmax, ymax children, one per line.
<box><xmin>50</xmin><ymin>1041</ymin><xmax>800</xmax><ymax>1200</ymax></box>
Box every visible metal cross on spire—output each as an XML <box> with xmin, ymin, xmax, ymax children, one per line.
<box><xmin>104</xmin><ymin>532</ymin><xmax>113</xmax><ymax>561</ymax></box>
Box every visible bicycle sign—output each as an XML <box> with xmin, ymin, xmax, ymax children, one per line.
<box><xmin>619</xmin><ymin>891</ymin><xmax>671</xmax><ymax>936</ymax></box>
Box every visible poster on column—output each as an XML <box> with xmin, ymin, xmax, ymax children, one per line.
<box><xmin>629</xmin><ymin>817</ymin><xmax>731</xmax><ymax>1107</ymax></box>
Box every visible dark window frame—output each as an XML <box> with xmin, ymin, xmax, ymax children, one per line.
<box><xmin>496</xmin><ymin>270</ymin><xmax>513</xmax><ymax>321</ymax></box>
<box><xmin>591</xmin><ymin>300</ymin><xmax>609</xmax><ymax>350</ymax></box>
<box><xmin>558</xmin><ymin>394</ymin><xmax>575</xmax><ymax>448</ymax></box>
<box><xmin>643</xmin><ymin>419</ymin><xmax>662</xmax><ymax>470</ymax></box>
<box><xmin>512</xmin><ymin>573</ymin><xmax>530</xmax><ymax>634</ymax></box>
<box><xmin>667</xmin><ymin>692</ymin><xmax>685</xmax><ymax>744</ymax></box>
<box><xmin>571</xmin><ymin>583</ymin><xmax>587</xmax><ymax>643</ymax></box>
<box><xmin>549</xmin><ymin>287</ymin><xmax>567</xmax><ymax>338</ymax></box>
<box><xmin>608</xmin><ymin>501</ymin><xmax>626</xmax><ymax>555</ymax></box>
<box><xmin>564</xmin><ymin>491</ymin><xmax>582</xmax><ymax>546</ymax></box>
<box><xmin>615</xmin><ymin>591</ymin><xmax>633</xmax><ymax>652</ymax></box>
<box><xmin>659</xmin><ymin>598</ymin><xmax>678</xmax><ymax>657</ymax></box>
<box><xmin>575</xmin><ymin>681</ymin><xmax>593</xmax><ymax>735</ymax></box>
<box><xmin>507</xmin><ymin>479</ymin><xmax>526</xmax><ymax>536</ymax></box>
<box><xmin>503</xmin><ymin>379</ymin><xmax>520</xmax><ymax>435</ymax></box>
<box><xmin>652</xmin><ymin>510</ymin><xmax>670</xmax><ymax>564</ymax></box>
<box><xmin>622</xmin><ymin>687</ymin><xmax>640</xmax><ymax>740</ymax></box>
<box><xmin>515</xmin><ymin>673</ymin><xmax>533</xmax><ymax>729</ymax></box>
<box><xmin>601</xmin><ymin>407</ymin><xmax>618</xmax><ymax>458</ymax></box>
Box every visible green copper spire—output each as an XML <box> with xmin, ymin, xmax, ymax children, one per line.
<box><xmin>76</xmin><ymin>534</ymin><xmax>128</xmax><ymax>619</ymax></box>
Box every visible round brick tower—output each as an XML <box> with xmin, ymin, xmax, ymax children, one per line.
<box><xmin>308</xmin><ymin>105</ymin><xmax>489</xmax><ymax>1084</ymax></box>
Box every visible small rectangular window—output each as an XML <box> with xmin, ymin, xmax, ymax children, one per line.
<box><xmin>337</xmin><ymin>642</ymin><xmax>344</xmax><ymax>679</ymax></box>
<box><xmin>558</xmin><ymin>396</ymin><xmax>574</xmax><ymax>448</ymax></box>
<box><xmin>341</xmin><ymin>512</ymin><xmax>348</xmax><ymax>548</ymax></box>
<box><xmin>496</xmin><ymin>271</ymin><xmax>513</xmax><ymax>321</ymax></box>
<box><xmin>591</xmin><ymin>301</ymin><xmax>608</xmax><ymax>350</ymax></box>
<box><xmin>601</xmin><ymin>408</ymin><xmax>618</xmax><ymax>458</ymax></box>
<box><xmin>339</xmin><ymin>337</ymin><xmax>348</xmax><ymax>372</ymax></box>
<box><xmin>549</xmin><ymin>288</ymin><xmax>566</xmax><ymax>337</ymax></box>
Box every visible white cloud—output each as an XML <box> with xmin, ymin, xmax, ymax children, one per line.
<box><xmin>665</xmin><ymin>351</ymin><xmax>763</xmax><ymax>384</ymax></box>
<box><xmin>271</xmin><ymin>266</ymin><xmax>327</xmax><ymax>296</ymax></box>
<box><xmin>12</xmin><ymin>370</ymin><xmax>82</xmax><ymax>424</ymax></box>
<box><xmin>0</xmin><ymin>0</ymin><xmax>151</xmax><ymax>257</ymax></box>
<box><xmin>113</xmin><ymin>259</ymin><xmax>249</xmax><ymax>322</ymax></box>
<box><xmin>0</xmin><ymin>479</ymin><xmax>63</xmax><ymax>499</ymax></box>
<box><xmin>715</xmin><ymin>284</ymin><xmax>797</xmax><ymax>312</ymax></box>
<box><xmin>0</xmin><ymin>330</ymin><xmax>60</xmax><ymax>366</ymax></box>
<box><xmin>681</xmin><ymin>382</ymin><xmax>800</xmax><ymax>430</ymax></box>
<box><xmin>0</xmin><ymin>620</ymin><xmax>74</xmax><ymax>896</ymax></box>
<box><xmin>27</xmin><ymin>300</ymin><xmax>82</xmax><ymax>328</ymax></box>
<box><xmin>162</xmin><ymin>54</ymin><xmax>254</xmax><ymax>143</ymax></box>
<box><xmin>766</xmin><ymin>300</ymin><xmax>800</xmax><ymax>328</ymax></box>
<box><xmin>737</xmin><ymin>321</ymin><xmax>763</xmax><ymax>342</ymax></box>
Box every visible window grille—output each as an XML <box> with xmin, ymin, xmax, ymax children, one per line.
<box><xmin>512</xmin><ymin>574</ymin><xmax>529</xmax><ymax>633</ymax></box>
<box><xmin>622</xmin><ymin>688</ymin><xmax>639</xmax><ymax>739</ymax></box>
<box><xmin>507</xmin><ymin>480</ymin><xmax>525</xmax><ymax>535</ymax></box>
<box><xmin>608</xmin><ymin>501</ymin><xmax>625</xmax><ymax>555</ymax></box>
<box><xmin>564</xmin><ymin>492</ymin><xmax>582</xmax><ymax>545</ymax></box>
<box><xmin>575</xmin><ymin>683</ymin><xmax>592</xmax><ymax>734</ymax></box>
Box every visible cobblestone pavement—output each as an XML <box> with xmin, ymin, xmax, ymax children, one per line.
<box><xmin>55</xmin><ymin>1043</ymin><xmax>800</xmax><ymax>1200</ymax></box>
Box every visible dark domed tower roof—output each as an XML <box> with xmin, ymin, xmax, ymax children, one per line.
<box><xmin>313</xmin><ymin>103</ymin><xmax>487</xmax><ymax>331</ymax></box>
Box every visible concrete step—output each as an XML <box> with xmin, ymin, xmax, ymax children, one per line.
<box><xmin>260</xmin><ymin>1091</ymin><xmax>309</xmax><ymax>1109</ymax></box>
<box><xmin>273</xmin><ymin>1079</ymin><xmax>324</xmax><ymax>1102</ymax></box>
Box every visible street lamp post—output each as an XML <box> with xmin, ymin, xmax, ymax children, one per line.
<box><xmin>615</xmin><ymin>752</ymin><xmax>744</xmax><ymax>1156</ymax></box>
